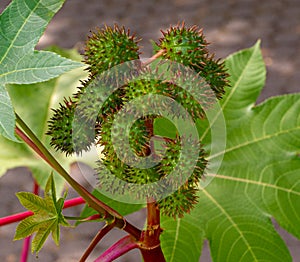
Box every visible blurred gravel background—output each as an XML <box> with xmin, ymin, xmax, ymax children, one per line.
<box><xmin>0</xmin><ymin>0</ymin><xmax>299</xmax><ymax>261</ymax></box>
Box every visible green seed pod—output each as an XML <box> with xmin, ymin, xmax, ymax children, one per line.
<box><xmin>47</xmin><ymin>98</ymin><xmax>95</xmax><ymax>155</ymax></box>
<box><xmin>157</xmin><ymin>23</ymin><xmax>208</xmax><ymax>66</ymax></box>
<box><xmin>123</xmin><ymin>78</ymin><xmax>207</xmax><ymax>119</ymax></box>
<box><xmin>128</xmin><ymin>117</ymin><xmax>152</xmax><ymax>157</ymax></box>
<box><xmin>158</xmin><ymin>184</ymin><xmax>198</xmax><ymax>218</ymax></box>
<box><xmin>158</xmin><ymin>136</ymin><xmax>207</xmax><ymax>186</ymax></box>
<box><xmin>156</xmin><ymin>23</ymin><xmax>229</xmax><ymax>100</ymax></box>
<box><xmin>96</xmin><ymin>115</ymin><xmax>161</xmax><ymax>200</ymax></box>
<box><xmin>84</xmin><ymin>24</ymin><xmax>141</xmax><ymax>75</ymax></box>
<box><xmin>155</xmin><ymin>136</ymin><xmax>206</xmax><ymax>217</ymax></box>
<box><xmin>74</xmin><ymin>77</ymin><xmax>126</xmax><ymax>124</ymax></box>
<box><xmin>195</xmin><ymin>54</ymin><xmax>229</xmax><ymax>99</ymax></box>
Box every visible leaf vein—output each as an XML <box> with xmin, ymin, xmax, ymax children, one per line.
<box><xmin>0</xmin><ymin>1</ymin><xmax>39</xmax><ymax>64</ymax></box>
<box><xmin>202</xmin><ymin>189</ymin><xmax>258</xmax><ymax>261</ymax></box>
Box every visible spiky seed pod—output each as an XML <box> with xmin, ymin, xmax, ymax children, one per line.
<box><xmin>95</xmin><ymin>158</ymin><xmax>128</xmax><ymax>195</ymax></box>
<box><xmin>156</xmin><ymin>23</ymin><xmax>229</xmax><ymax>100</ymax></box>
<box><xmin>96</xmin><ymin>157</ymin><xmax>162</xmax><ymax>199</ymax></box>
<box><xmin>98</xmin><ymin>115</ymin><xmax>152</xmax><ymax>159</ymax></box>
<box><xmin>124</xmin><ymin>79</ymin><xmax>166</xmax><ymax>100</ymax></box>
<box><xmin>73</xmin><ymin>77</ymin><xmax>126</xmax><ymax>124</ymax></box>
<box><xmin>158</xmin><ymin>184</ymin><xmax>198</xmax><ymax>218</ymax></box>
<box><xmin>99</xmin><ymin>113</ymin><xmax>152</xmax><ymax>163</ymax></box>
<box><xmin>167</xmin><ymin>68</ymin><xmax>217</xmax><ymax>116</ymax></box>
<box><xmin>84</xmin><ymin>24</ymin><xmax>141</xmax><ymax>75</ymax></box>
<box><xmin>154</xmin><ymin>136</ymin><xmax>206</xmax><ymax>216</ymax></box>
<box><xmin>158</xmin><ymin>136</ymin><xmax>207</xmax><ymax>186</ymax></box>
<box><xmin>195</xmin><ymin>54</ymin><xmax>229</xmax><ymax>99</ymax></box>
<box><xmin>121</xmin><ymin>79</ymin><xmax>173</xmax><ymax>119</ymax></box>
<box><xmin>157</xmin><ymin>23</ymin><xmax>208</xmax><ymax>66</ymax></box>
<box><xmin>96</xmin><ymin>116</ymin><xmax>162</xmax><ymax>200</ymax></box>
<box><xmin>128</xmin><ymin>117</ymin><xmax>152</xmax><ymax>157</ymax></box>
<box><xmin>123</xmin><ymin>78</ymin><xmax>207</xmax><ymax>119</ymax></box>
<box><xmin>47</xmin><ymin>98</ymin><xmax>95</xmax><ymax>155</ymax></box>
<box><xmin>168</xmin><ymin>83</ymin><xmax>206</xmax><ymax>119</ymax></box>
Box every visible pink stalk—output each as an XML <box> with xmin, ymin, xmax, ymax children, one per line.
<box><xmin>79</xmin><ymin>222</ymin><xmax>115</xmax><ymax>262</ymax></box>
<box><xmin>94</xmin><ymin>235</ymin><xmax>138</xmax><ymax>262</ymax></box>
<box><xmin>81</xmin><ymin>214</ymin><xmax>102</xmax><ymax>222</ymax></box>
<box><xmin>20</xmin><ymin>180</ymin><xmax>39</xmax><ymax>262</ymax></box>
<box><xmin>63</xmin><ymin>197</ymin><xmax>86</xmax><ymax>208</ymax></box>
<box><xmin>20</xmin><ymin>237</ymin><xmax>31</xmax><ymax>262</ymax></box>
<box><xmin>0</xmin><ymin>197</ymin><xmax>86</xmax><ymax>226</ymax></box>
<box><xmin>0</xmin><ymin>211</ymin><xmax>34</xmax><ymax>226</ymax></box>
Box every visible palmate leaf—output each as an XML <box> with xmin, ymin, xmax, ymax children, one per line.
<box><xmin>0</xmin><ymin>47</ymin><xmax>87</xmax><ymax>193</ymax></box>
<box><xmin>0</xmin><ymin>0</ymin><xmax>84</xmax><ymax>140</ymax></box>
<box><xmin>14</xmin><ymin>174</ymin><xmax>71</xmax><ymax>254</ymax></box>
<box><xmin>160</xmin><ymin>41</ymin><xmax>300</xmax><ymax>261</ymax></box>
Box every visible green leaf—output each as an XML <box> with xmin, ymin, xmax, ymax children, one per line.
<box><xmin>14</xmin><ymin>174</ymin><xmax>71</xmax><ymax>255</ymax></box>
<box><xmin>14</xmin><ymin>216</ymin><xmax>50</xmax><ymax>240</ymax></box>
<box><xmin>16</xmin><ymin>192</ymin><xmax>55</xmax><ymax>214</ymax></box>
<box><xmin>31</xmin><ymin>219</ymin><xmax>57</xmax><ymax>254</ymax></box>
<box><xmin>199</xmin><ymin>187</ymin><xmax>291</xmax><ymax>262</ymax></box>
<box><xmin>0</xmin><ymin>0</ymin><xmax>84</xmax><ymax>141</ymax></box>
<box><xmin>0</xmin><ymin>47</ymin><xmax>87</xmax><ymax>193</ymax></box>
<box><xmin>160</xmin><ymin>216</ymin><xmax>205</xmax><ymax>262</ymax></box>
<box><xmin>154</xmin><ymin>117</ymin><xmax>178</xmax><ymax>139</ymax></box>
<box><xmin>222</xmin><ymin>40</ymin><xmax>266</xmax><ymax>122</ymax></box>
<box><xmin>0</xmin><ymin>0</ymin><xmax>83</xmax><ymax>84</ymax></box>
<box><xmin>161</xmin><ymin>41</ymin><xmax>299</xmax><ymax>261</ymax></box>
<box><xmin>51</xmin><ymin>220</ymin><xmax>61</xmax><ymax>246</ymax></box>
<box><xmin>0</xmin><ymin>85</ymin><xmax>18</xmax><ymax>141</ymax></box>
<box><xmin>1</xmin><ymin>51</ymin><xmax>83</xmax><ymax>85</ymax></box>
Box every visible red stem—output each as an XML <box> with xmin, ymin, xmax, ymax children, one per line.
<box><xmin>0</xmin><ymin>197</ymin><xmax>85</xmax><ymax>226</ymax></box>
<box><xmin>0</xmin><ymin>211</ymin><xmax>34</xmax><ymax>226</ymax></box>
<box><xmin>64</xmin><ymin>197</ymin><xmax>86</xmax><ymax>208</ymax></box>
<box><xmin>94</xmin><ymin>235</ymin><xmax>138</xmax><ymax>262</ymax></box>
<box><xmin>20</xmin><ymin>237</ymin><xmax>31</xmax><ymax>262</ymax></box>
<box><xmin>15</xmin><ymin>127</ymin><xmax>51</xmax><ymax>167</ymax></box>
<box><xmin>79</xmin><ymin>222</ymin><xmax>115</xmax><ymax>262</ymax></box>
<box><xmin>139</xmin><ymin>199</ymin><xmax>166</xmax><ymax>262</ymax></box>
<box><xmin>20</xmin><ymin>180</ymin><xmax>39</xmax><ymax>262</ymax></box>
<box><xmin>81</xmin><ymin>214</ymin><xmax>102</xmax><ymax>222</ymax></box>
<box><xmin>140</xmin><ymin>245</ymin><xmax>166</xmax><ymax>262</ymax></box>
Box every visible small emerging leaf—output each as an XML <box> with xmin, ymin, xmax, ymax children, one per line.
<box><xmin>14</xmin><ymin>174</ymin><xmax>71</xmax><ymax>255</ymax></box>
